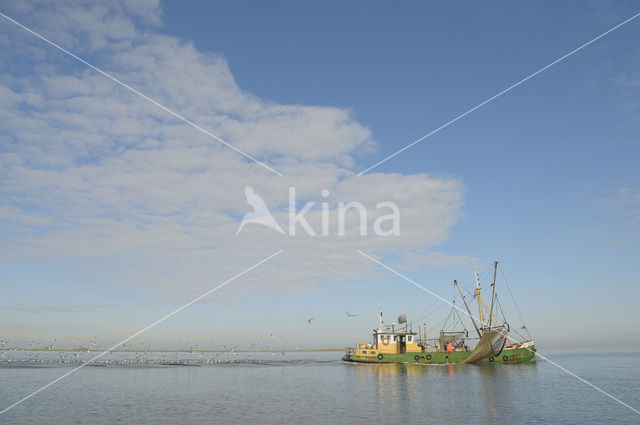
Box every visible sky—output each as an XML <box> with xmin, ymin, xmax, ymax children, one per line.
<box><xmin>0</xmin><ymin>0</ymin><xmax>639</xmax><ymax>350</ymax></box>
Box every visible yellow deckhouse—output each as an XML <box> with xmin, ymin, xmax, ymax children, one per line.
<box><xmin>352</xmin><ymin>310</ymin><xmax>422</xmax><ymax>360</ymax></box>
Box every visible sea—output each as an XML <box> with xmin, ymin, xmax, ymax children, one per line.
<box><xmin>0</xmin><ymin>350</ymin><xmax>638</xmax><ymax>424</ymax></box>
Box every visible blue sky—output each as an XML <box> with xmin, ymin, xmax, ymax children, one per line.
<box><xmin>0</xmin><ymin>0</ymin><xmax>639</xmax><ymax>350</ymax></box>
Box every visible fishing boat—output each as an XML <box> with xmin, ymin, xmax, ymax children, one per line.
<box><xmin>342</xmin><ymin>262</ymin><xmax>535</xmax><ymax>365</ymax></box>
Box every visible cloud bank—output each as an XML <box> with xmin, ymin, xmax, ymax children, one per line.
<box><xmin>0</xmin><ymin>0</ymin><xmax>472</xmax><ymax>302</ymax></box>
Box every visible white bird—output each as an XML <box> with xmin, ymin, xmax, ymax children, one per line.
<box><xmin>345</xmin><ymin>311</ymin><xmax>358</xmax><ymax>318</ymax></box>
<box><xmin>307</xmin><ymin>318</ymin><xmax>315</xmax><ymax>325</ymax></box>
<box><xmin>236</xmin><ymin>186</ymin><xmax>284</xmax><ymax>235</ymax></box>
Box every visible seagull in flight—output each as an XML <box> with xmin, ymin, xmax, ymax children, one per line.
<box><xmin>236</xmin><ymin>186</ymin><xmax>284</xmax><ymax>235</ymax></box>
<box><xmin>307</xmin><ymin>318</ymin><xmax>315</xmax><ymax>325</ymax></box>
<box><xmin>345</xmin><ymin>311</ymin><xmax>358</xmax><ymax>318</ymax></box>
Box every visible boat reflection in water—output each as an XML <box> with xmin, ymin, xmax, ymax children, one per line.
<box><xmin>348</xmin><ymin>360</ymin><xmax>538</xmax><ymax>423</ymax></box>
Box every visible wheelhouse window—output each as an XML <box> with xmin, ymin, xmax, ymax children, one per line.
<box><xmin>408</xmin><ymin>336</ymin><xmax>413</xmax><ymax>342</ymax></box>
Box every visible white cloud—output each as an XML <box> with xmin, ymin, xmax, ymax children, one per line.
<box><xmin>0</xmin><ymin>0</ymin><xmax>470</xmax><ymax>302</ymax></box>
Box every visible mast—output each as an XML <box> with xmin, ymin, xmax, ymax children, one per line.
<box><xmin>488</xmin><ymin>261</ymin><xmax>498</xmax><ymax>328</ymax></box>
<box><xmin>378</xmin><ymin>304</ymin><xmax>383</xmax><ymax>330</ymax></box>
<box><xmin>455</xmin><ymin>280</ymin><xmax>482</xmax><ymax>338</ymax></box>
<box><xmin>473</xmin><ymin>268</ymin><xmax>485</xmax><ymax>329</ymax></box>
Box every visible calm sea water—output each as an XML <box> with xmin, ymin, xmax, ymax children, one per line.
<box><xmin>0</xmin><ymin>350</ymin><xmax>638</xmax><ymax>424</ymax></box>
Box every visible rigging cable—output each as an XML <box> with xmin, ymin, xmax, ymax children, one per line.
<box><xmin>496</xmin><ymin>294</ymin><xmax>526</xmax><ymax>341</ymax></box>
<box><xmin>453</xmin><ymin>305</ymin><xmax>469</xmax><ymax>334</ymax></box>
<box><xmin>412</xmin><ymin>296</ymin><xmax>444</xmax><ymax>325</ymax></box>
<box><xmin>413</xmin><ymin>285</ymin><xmax>454</xmax><ymax>325</ymax></box>
<box><xmin>415</xmin><ymin>302</ymin><xmax>448</xmax><ymax>326</ymax></box>
<box><xmin>498</xmin><ymin>263</ymin><xmax>532</xmax><ymax>340</ymax></box>
<box><xmin>441</xmin><ymin>303</ymin><xmax>456</xmax><ymax>330</ymax></box>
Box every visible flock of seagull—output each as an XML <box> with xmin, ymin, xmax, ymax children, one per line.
<box><xmin>0</xmin><ymin>337</ymin><xmax>296</xmax><ymax>365</ymax></box>
<box><xmin>0</xmin><ymin>313</ymin><xmax>359</xmax><ymax>366</ymax></box>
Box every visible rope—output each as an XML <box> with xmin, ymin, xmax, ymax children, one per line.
<box><xmin>412</xmin><ymin>296</ymin><xmax>445</xmax><ymax>325</ymax></box>
<box><xmin>498</xmin><ymin>264</ymin><xmax>532</xmax><ymax>340</ymax></box>
<box><xmin>441</xmin><ymin>304</ymin><xmax>456</xmax><ymax>330</ymax></box>
<box><xmin>496</xmin><ymin>294</ymin><xmax>526</xmax><ymax>341</ymax></box>
<box><xmin>412</xmin><ymin>285</ymin><xmax>454</xmax><ymax>325</ymax></box>
<box><xmin>417</xmin><ymin>302</ymin><xmax>448</xmax><ymax>324</ymax></box>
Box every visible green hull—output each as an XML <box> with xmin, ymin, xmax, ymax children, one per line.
<box><xmin>478</xmin><ymin>346</ymin><xmax>536</xmax><ymax>364</ymax></box>
<box><xmin>342</xmin><ymin>346</ymin><xmax>535</xmax><ymax>365</ymax></box>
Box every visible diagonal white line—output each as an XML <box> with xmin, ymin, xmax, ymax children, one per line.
<box><xmin>357</xmin><ymin>12</ymin><xmax>640</xmax><ymax>176</ymax></box>
<box><xmin>0</xmin><ymin>11</ymin><xmax>282</xmax><ymax>177</ymax></box>
<box><xmin>0</xmin><ymin>250</ymin><xmax>283</xmax><ymax>415</ymax></box>
<box><xmin>356</xmin><ymin>249</ymin><xmax>640</xmax><ymax>415</ymax></box>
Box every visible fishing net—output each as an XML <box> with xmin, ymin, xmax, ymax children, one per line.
<box><xmin>438</xmin><ymin>332</ymin><xmax>466</xmax><ymax>350</ymax></box>
<box><xmin>462</xmin><ymin>330</ymin><xmax>505</xmax><ymax>363</ymax></box>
